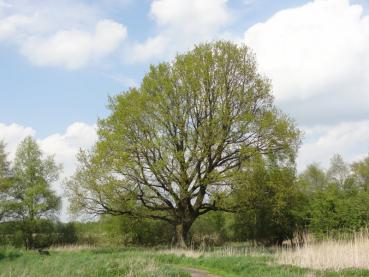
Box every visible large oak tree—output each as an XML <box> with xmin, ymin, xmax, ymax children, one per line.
<box><xmin>67</xmin><ymin>41</ymin><xmax>300</xmax><ymax>247</ymax></box>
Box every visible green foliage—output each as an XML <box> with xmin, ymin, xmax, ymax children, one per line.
<box><xmin>0</xmin><ymin>141</ymin><xmax>10</xmax><ymax>221</ymax></box>
<box><xmin>0</xmin><ymin>220</ymin><xmax>78</xmax><ymax>248</ymax></box>
<box><xmin>298</xmin><ymin>163</ymin><xmax>327</xmax><ymax>193</ymax></box>
<box><xmin>232</xmin><ymin>155</ymin><xmax>305</xmax><ymax>245</ymax></box>
<box><xmin>352</xmin><ymin>156</ymin><xmax>369</xmax><ymax>191</ymax></box>
<box><xmin>299</xmin><ymin>154</ymin><xmax>369</xmax><ymax>238</ymax></box>
<box><xmin>0</xmin><ymin>137</ymin><xmax>61</xmax><ymax>249</ymax></box>
<box><xmin>112</xmin><ymin>216</ymin><xmax>174</xmax><ymax>245</ymax></box>
<box><xmin>73</xmin><ymin>216</ymin><xmax>174</xmax><ymax>246</ymax></box>
<box><xmin>0</xmin><ymin>141</ymin><xmax>9</xmax><ymax>180</ymax></box>
<box><xmin>190</xmin><ymin>211</ymin><xmax>229</xmax><ymax>246</ymax></box>
<box><xmin>67</xmin><ymin>41</ymin><xmax>300</xmax><ymax>247</ymax></box>
<box><xmin>308</xmin><ymin>184</ymin><xmax>369</xmax><ymax>237</ymax></box>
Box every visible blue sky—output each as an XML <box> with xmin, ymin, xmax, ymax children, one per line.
<box><xmin>0</xmin><ymin>0</ymin><xmax>312</xmax><ymax>136</ymax></box>
<box><xmin>1</xmin><ymin>0</ymin><xmax>369</xmax><ymax>220</ymax></box>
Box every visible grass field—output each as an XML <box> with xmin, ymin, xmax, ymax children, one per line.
<box><xmin>1</xmin><ymin>246</ymin><xmax>369</xmax><ymax>277</ymax></box>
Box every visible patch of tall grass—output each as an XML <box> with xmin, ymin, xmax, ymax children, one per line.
<box><xmin>277</xmin><ymin>230</ymin><xmax>369</xmax><ymax>271</ymax></box>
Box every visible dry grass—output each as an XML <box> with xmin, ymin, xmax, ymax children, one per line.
<box><xmin>161</xmin><ymin>244</ymin><xmax>269</xmax><ymax>258</ymax></box>
<box><xmin>49</xmin><ymin>244</ymin><xmax>97</xmax><ymax>252</ymax></box>
<box><xmin>161</xmin><ymin>248</ymin><xmax>204</xmax><ymax>258</ymax></box>
<box><xmin>277</xmin><ymin>232</ymin><xmax>369</xmax><ymax>271</ymax></box>
<box><xmin>118</xmin><ymin>256</ymin><xmax>160</xmax><ymax>277</ymax></box>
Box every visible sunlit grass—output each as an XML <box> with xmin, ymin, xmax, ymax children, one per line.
<box><xmin>0</xmin><ymin>248</ymin><xmax>189</xmax><ymax>277</ymax></box>
<box><xmin>2</xmin><ymin>244</ymin><xmax>369</xmax><ymax>276</ymax></box>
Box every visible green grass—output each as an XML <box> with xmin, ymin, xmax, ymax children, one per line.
<box><xmin>155</xmin><ymin>253</ymin><xmax>369</xmax><ymax>277</ymax></box>
<box><xmin>1</xmin><ymin>247</ymin><xmax>369</xmax><ymax>277</ymax></box>
<box><xmin>156</xmin><ymin>253</ymin><xmax>309</xmax><ymax>276</ymax></box>
<box><xmin>0</xmin><ymin>248</ymin><xmax>189</xmax><ymax>277</ymax></box>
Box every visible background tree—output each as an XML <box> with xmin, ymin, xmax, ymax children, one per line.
<box><xmin>0</xmin><ymin>141</ymin><xmax>9</xmax><ymax>178</ymax></box>
<box><xmin>0</xmin><ymin>137</ymin><xmax>61</xmax><ymax>249</ymax></box>
<box><xmin>299</xmin><ymin>155</ymin><xmax>369</xmax><ymax>238</ymax></box>
<box><xmin>232</xmin><ymin>154</ymin><xmax>305</xmax><ymax>245</ymax></box>
<box><xmin>352</xmin><ymin>155</ymin><xmax>369</xmax><ymax>191</ymax></box>
<box><xmin>327</xmin><ymin>154</ymin><xmax>350</xmax><ymax>188</ymax></box>
<box><xmin>190</xmin><ymin>211</ymin><xmax>229</xmax><ymax>247</ymax></box>
<box><xmin>0</xmin><ymin>141</ymin><xmax>10</xmax><ymax>221</ymax></box>
<box><xmin>67</xmin><ymin>41</ymin><xmax>300</xmax><ymax>247</ymax></box>
<box><xmin>299</xmin><ymin>163</ymin><xmax>327</xmax><ymax>193</ymax></box>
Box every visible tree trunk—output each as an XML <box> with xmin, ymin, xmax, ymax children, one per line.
<box><xmin>24</xmin><ymin>237</ymin><xmax>29</xmax><ymax>250</ymax></box>
<box><xmin>24</xmin><ymin>232</ymin><xmax>33</xmax><ymax>250</ymax></box>
<box><xmin>174</xmin><ymin>222</ymin><xmax>191</xmax><ymax>248</ymax></box>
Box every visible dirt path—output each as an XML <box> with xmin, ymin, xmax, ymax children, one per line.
<box><xmin>182</xmin><ymin>267</ymin><xmax>219</xmax><ymax>277</ymax></box>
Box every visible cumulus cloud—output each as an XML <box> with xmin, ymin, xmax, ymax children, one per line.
<box><xmin>150</xmin><ymin>0</ymin><xmax>229</xmax><ymax>33</ymax></box>
<box><xmin>245</xmin><ymin>0</ymin><xmax>369</xmax><ymax>101</ymax></box>
<box><xmin>21</xmin><ymin>20</ymin><xmax>127</xmax><ymax>69</ymax></box>
<box><xmin>0</xmin><ymin>0</ymin><xmax>127</xmax><ymax>69</ymax></box>
<box><xmin>0</xmin><ymin>123</ymin><xmax>35</xmax><ymax>159</ymax></box>
<box><xmin>0</xmin><ymin>121</ymin><xmax>97</xmax><ymax>221</ymax></box>
<box><xmin>298</xmin><ymin>120</ymin><xmax>369</xmax><ymax>171</ymax></box>
<box><xmin>0</xmin><ymin>14</ymin><xmax>33</xmax><ymax>40</ymax></box>
<box><xmin>129</xmin><ymin>35</ymin><xmax>169</xmax><ymax>64</ymax></box>
<box><xmin>38</xmin><ymin>122</ymin><xmax>97</xmax><ymax>177</ymax></box>
<box><xmin>244</xmin><ymin>0</ymin><xmax>369</xmax><ymax>127</ymax></box>
<box><xmin>41</xmin><ymin>123</ymin><xmax>97</xmax><ymax>221</ymax></box>
<box><xmin>242</xmin><ymin>0</ymin><xmax>369</xmax><ymax>168</ymax></box>
<box><xmin>127</xmin><ymin>0</ymin><xmax>230</xmax><ymax>63</ymax></box>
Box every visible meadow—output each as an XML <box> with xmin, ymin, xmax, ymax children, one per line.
<box><xmin>2</xmin><ymin>238</ymin><xmax>369</xmax><ymax>277</ymax></box>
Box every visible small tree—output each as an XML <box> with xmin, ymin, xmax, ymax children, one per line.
<box><xmin>327</xmin><ymin>154</ymin><xmax>350</xmax><ymax>188</ymax></box>
<box><xmin>0</xmin><ymin>141</ymin><xmax>10</xmax><ymax>220</ymax></box>
<box><xmin>299</xmin><ymin>163</ymin><xmax>327</xmax><ymax>193</ymax></box>
<box><xmin>0</xmin><ymin>141</ymin><xmax>9</xmax><ymax>178</ymax></box>
<box><xmin>352</xmin><ymin>155</ymin><xmax>369</xmax><ymax>191</ymax></box>
<box><xmin>0</xmin><ymin>137</ymin><xmax>61</xmax><ymax>249</ymax></box>
<box><xmin>67</xmin><ymin>41</ymin><xmax>300</xmax><ymax>247</ymax></box>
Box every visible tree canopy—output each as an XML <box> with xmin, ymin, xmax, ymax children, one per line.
<box><xmin>67</xmin><ymin>41</ymin><xmax>301</xmax><ymax>247</ymax></box>
<box><xmin>0</xmin><ymin>137</ymin><xmax>61</xmax><ymax>249</ymax></box>
<box><xmin>233</xmin><ymin>154</ymin><xmax>305</xmax><ymax>245</ymax></box>
<box><xmin>0</xmin><ymin>141</ymin><xmax>10</xmax><ymax>221</ymax></box>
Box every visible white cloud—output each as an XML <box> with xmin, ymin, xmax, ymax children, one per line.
<box><xmin>129</xmin><ymin>35</ymin><xmax>169</xmax><ymax>64</ymax></box>
<box><xmin>0</xmin><ymin>123</ymin><xmax>35</xmax><ymax>159</ymax></box>
<box><xmin>298</xmin><ymin>120</ymin><xmax>369</xmax><ymax>171</ymax></box>
<box><xmin>39</xmin><ymin>122</ymin><xmax>97</xmax><ymax>177</ymax></box>
<box><xmin>21</xmin><ymin>20</ymin><xmax>127</xmax><ymax>69</ymax></box>
<box><xmin>244</xmin><ymin>0</ymin><xmax>369</xmax><ymax>104</ymax></box>
<box><xmin>40</xmin><ymin>122</ymin><xmax>97</xmax><ymax>221</ymax></box>
<box><xmin>0</xmin><ymin>14</ymin><xmax>33</xmax><ymax>39</ymax></box>
<box><xmin>127</xmin><ymin>0</ymin><xmax>230</xmax><ymax>63</ymax></box>
<box><xmin>241</xmin><ymin>0</ymin><xmax>369</xmax><ymax>174</ymax></box>
<box><xmin>150</xmin><ymin>0</ymin><xmax>229</xmax><ymax>33</ymax></box>
<box><xmin>0</xmin><ymin>1</ymin><xmax>127</xmax><ymax>69</ymax></box>
<box><xmin>0</xmin><ymin>121</ymin><xmax>97</xmax><ymax>221</ymax></box>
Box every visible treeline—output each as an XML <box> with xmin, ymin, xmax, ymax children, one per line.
<box><xmin>70</xmin><ymin>153</ymin><xmax>369</xmax><ymax>247</ymax></box>
<box><xmin>76</xmin><ymin>153</ymin><xmax>369</xmax><ymax>247</ymax></box>
<box><xmin>233</xmin><ymin>154</ymin><xmax>369</xmax><ymax>244</ymax></box>
<box><xmin>7</xmin><ymin>153</ymin><xmax>369</xmax><ymax>248</ymax></box>
<box><xmin>0</xmin><ymin>220</ymin><xmax>77</xmax><ymax>248</ymax></box>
